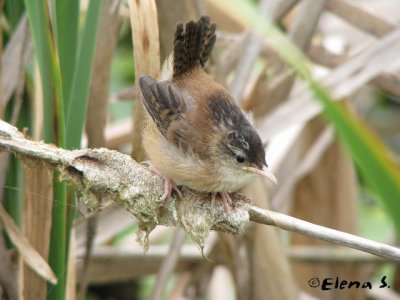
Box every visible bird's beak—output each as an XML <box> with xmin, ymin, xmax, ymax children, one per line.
<box><xmin>242</xmin><ymin>165</ymin><xmax>278</xmax><ymax>185</ymax></box>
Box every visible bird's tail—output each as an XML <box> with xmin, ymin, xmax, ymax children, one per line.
<box><xmin>173</xmin><ymin>16</ymin><xmax>216</xmax><ymax>79</ymax></box>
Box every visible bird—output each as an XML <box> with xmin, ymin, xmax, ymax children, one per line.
<box><xmin>139</xmin><ymin>16</ymin><xmax>277</xmax><ymax>212</ymax></box>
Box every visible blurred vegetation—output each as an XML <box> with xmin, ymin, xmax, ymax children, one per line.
<box><xmin>1</xmin><ymin>0</ymin><xmax>400</xmax><ymax>299</ymax></box>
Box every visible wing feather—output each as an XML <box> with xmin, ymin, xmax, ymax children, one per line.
<box><xmin>139</xmin><ymin>76</ymin><xmax>195</xmax><ymax>151</ymax></box>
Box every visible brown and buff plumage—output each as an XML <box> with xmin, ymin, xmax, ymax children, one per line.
<box><xmin>139</xmin><ymin>16</ymin><xmax>276</xmax><ymax>208</ymax></box>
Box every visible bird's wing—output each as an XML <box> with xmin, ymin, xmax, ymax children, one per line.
<box><xmin>139</xmin><ymin>76</ymin><xmax>196</xmax><ymax>151</ymax></box>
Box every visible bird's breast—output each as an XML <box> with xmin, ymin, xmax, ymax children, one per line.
<box><xmin>143</xmin><ymin>121</ymin><xmax>254</xmax><ymax>192</ymax></box>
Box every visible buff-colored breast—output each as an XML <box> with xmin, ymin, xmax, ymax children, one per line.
<box><xmin>143</xmin><ymin>118</ymin><xmax>255</xmax><ymax>192</ymax></box>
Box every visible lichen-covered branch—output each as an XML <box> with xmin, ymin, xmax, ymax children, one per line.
<box><xmin>1</xmin><ymin>119</ymin><xmax>400</xmax><ymax>262</ymax></box>
<box><xmin>0</xmin><ymin>120</ymin><xmax>249</xmax><ymax>249</ymax></box>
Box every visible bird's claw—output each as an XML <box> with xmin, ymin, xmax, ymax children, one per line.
<box><xmin>211</xmin><ymin>192</ymin><xmax>233</xmax><ymax>213</ymax></box>
<box><xmin>149</xmin><ymin>165</ymin><xmax>182</xmax><ymax>203</ymax></box>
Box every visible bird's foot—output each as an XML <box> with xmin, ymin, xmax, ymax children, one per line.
<box><xmin>148</xmin><ymin>165</ymin><xmax>182</xmax><ymax>203</ymax></box>
<box><xmin>211</xmin><ymin>192</ymin><xmax>233</xmax><ymax>213</ymax></box>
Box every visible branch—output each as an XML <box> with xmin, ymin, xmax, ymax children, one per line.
<box><xmin>0</xmin><ymin>120</ymin><xmax>249</xmax><ymax>250</ymax></box>
<box><xmin>249</xmin><ymin>207</ymin><xmax>400</xmax><ymax>262</ymax></box>
<box><xmin>1</xmin><ymin>120</ymin><xmax>400</xmax><ymax>262</ymax></box>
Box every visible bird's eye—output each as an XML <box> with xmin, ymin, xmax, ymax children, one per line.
<box><xmin>236</xmin><ymin>155</ymin><xmax>245</xmax><ymax>163</ymax></box>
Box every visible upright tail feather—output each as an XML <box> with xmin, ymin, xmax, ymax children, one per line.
<box><xmin>173</xmin><ymin>16</ymin><xmax>216</xmax><ymax>79</ymax></box>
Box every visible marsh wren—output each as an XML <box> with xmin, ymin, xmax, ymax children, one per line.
<box><xmin>139</xmin><ymin>16</ymin><xmax>277</xmax><ymax>212</ymax></box>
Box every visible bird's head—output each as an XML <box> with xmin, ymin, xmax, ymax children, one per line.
<box><xmin>219</xmin><ymin>127</ymin><xmax>277</xmax><ymax>185</ymax></box>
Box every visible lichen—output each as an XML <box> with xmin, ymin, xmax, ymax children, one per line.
<box><xmin>55</xmin><ymin>147</ymin><xmax>250</xmax><ymax>251</ymax></box>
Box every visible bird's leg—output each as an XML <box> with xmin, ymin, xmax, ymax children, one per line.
<box><xmin>220</xmin><ymin>192</ymin><xmax>233</xmax><ymax>213</ymax></box>
<box><xmin>211</xmin><ymin>192</ymin><xmax>217</xmax><ymax>206</ymax></box>
<box><xmin>210</xmin><ymin>192</ymin><xmax>232</xmax><ymax>213</ymax></box>
<box><xmin>148</xmin><ymin>165</ymin><xmax>182</xmax><ymax>202</ymax></box>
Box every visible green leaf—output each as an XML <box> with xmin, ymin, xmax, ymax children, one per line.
<box><xmin>52</xmin><ymin>0</ymin><xmax>80</xmax><ymax>112</ymax></box>
<box><xmin>66</xmin><ymin>0</ymin><xmax>102</xmax><ymax>149</ymax></box>
<box><xmin>24</xmin><ymin>2</ymin><xmax>67</xmax><ymax>299</ymax></box>
<box><xmin>4</xmin><ymin>0</ymin><xmax>25</xmax><ymax>29</ymax></box>
<box><xmin>23</xmin><ymin>0</ymin><xmax>65</xmax><ymax>146</ymax></box>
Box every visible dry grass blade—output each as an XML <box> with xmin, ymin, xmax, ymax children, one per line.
<box><xmin>290</xmin><ymin>120</ymin><xmax>361</xmax><ymax>299</ymax></box>
<box><xmin>66</xmin><ymin>232</ymin><xmax>77</xmax><ymax>300</ymax></box>
<box><xmin>75</xmin><ymin>204</ymin><xmax>135</xmax><ymax>256</ymax></box>
<box><xmin>244</xmin><ymin>0</ymin><xmax>326</xmax><ymax>116</ymax></box>
<box><xmin>128</xmin><ymin>0</ymin><xmax>160</xmax><ymax>161</ymax></box>
<box><xmin>22</xmin><ymin>161</ymin><xmax>54</xmax><ymax>299</ymax></box>
<box><xmin>165</xmin><ymin>272</ymin><xmax>193</xmax><ymax>300</ymax></box>
<box><xmin>272</xmin><ymin>0</ymin><xmax>299</xmax><ymax>21</ymax></box>
<box><xmin>272</xmin><ymin>126</ymin><xmax>334</xmax><ymax>212</ymax></box>
<box><xmin>370</xmin><ymin>72</ymin><xmax>400</xmax><ymax>98</ymax></box>
<box><xmin>156</xmin><ymin>0</ymin><xmax>198</xmax><ymax>62</ymax></box>
<box><xmin>228</xmin><ymin>0</ymin><xmax>275</xmax><ymax>103</ymax></box>
<box><xmin>104</xmin><ymin>118</ymin><xmax>133</xmax><ymax>149</ymax></box>
<box><xmin>77</xmin><ymin>245</ymin><xmax>202</xmax><ymax>284</ymax></box>
<box><xmin>0</xmin><ymin>7</ymin><xmax>17</xmax><ymax>296</ymax></box>
<box><xmin>258</xmin><ymin>26</ymin><xmax>400</xmax><ymax>141</ymax></box>
<box><xmin>86</xmin><ymin>0</ymin><xmax>121</xmax><ymax>149</ymax></box>
<box><xmin>229</xmin><ymin>30</ymin><xmax>263</xmax><ymax>103</ymax></box>
<box><xmin>202</xmin><ymin>0</ymin><xmax>246</xmax><ymax>32</ymax></box>
<box><xmin>0</xmin><ymin>225</ymin><xmax>18</xmax><ymax>300</ymax></box>
<box><xmin>149</xmin><ymin>228</ymin><xmax>187</xmax><ymax>300</ymax></box>
<box><xmin>270</xmin><ymin>0</ymin><xmax>325</xmax><ymax>99</ymax></box>
<box><xmin>307</xmin><ymin>43</ymin><xmax>400</xmax><ymax>97</ymax></box>
<box><xmin>2</xmin><ymin>14</ymin><xmax>31</xmax><ymax>106</ymax></box>
<box><xmin>110</xmin><ymin>84</ymin><xmax>135</xmax><ymax>102</ymax></box>
<box><xmin>73</xmin><ymin>201</ymin><xmax>114</xmax><ymax>227</ymax></box>
<box><xmin>242</xmin><ymin>178</ymin><xmax>298</xmax><ymax>300</ymax></box>
<box><xmin>326</xmin><ymin>0</ymin><xmax>395</xmax><ymax>37</ymax></box>
<box><xmin>287</xmin><ymin>246</ymin><xmax>388</xmax><ymax>263</ymax></box>
<box><xmin>32</xmin><ymin>64</ymin><xmax>43</xmax><ymax>140</ymax></box>
<box><xmin>0</xmin><ymin>12</ymin><xmax>30</xmax><ymax>196</ymax></box>
<box><xmin>327</xmin><ymin>30</ymin><xmax>400</xmax><ymax>97</ymax></box>
<box><xmin>288</xmin><ymin>0</ymin><xmax>326</xmax><ymax>50</ymax></box>
<box><xmin>0</xmin><ymin>204</ymin><xmax>57</xmax><ymax>284</ymax></box>
<box><xmin>208</xmin><ymin>266</ymin><xmax>236</xmax><ymax>300</ymax></box>
<box><xmin>265</xmin><ymin>123</ymin><xmax>304</xmax><ymax>175</ymax></box>
<box><xmin>215</xmin><ymin>33</ymin><xmax>246</xmax><ymax>84</ymax></box>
